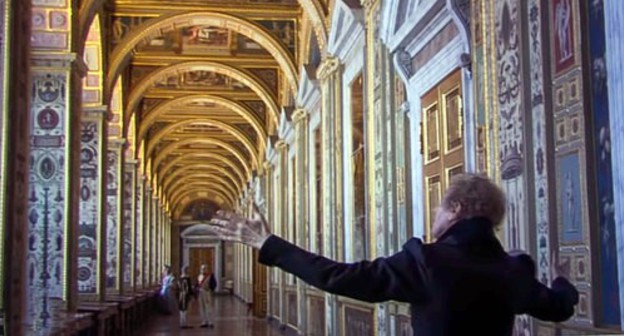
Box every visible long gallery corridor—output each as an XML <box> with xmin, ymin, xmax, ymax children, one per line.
<box><xmin>140</xmin><ymin>296</ymin><xmax>281</xmax><ymax>336</ymax></box>
<box><xmin>1</xmin><ymin>0</ymin><xmax>624</xmax><ymax>335</ymax></box>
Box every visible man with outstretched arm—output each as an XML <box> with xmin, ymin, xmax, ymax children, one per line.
<box><xmin>210</xmin><ymin>173</ymin><xmax>578</xmax><ymax>335</ymax></box>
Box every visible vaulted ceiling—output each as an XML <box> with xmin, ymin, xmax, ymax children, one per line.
<box><xmin>101</xmin><ymin>0</ymin><xmax>328</xmax><ymax>220</ymax></box>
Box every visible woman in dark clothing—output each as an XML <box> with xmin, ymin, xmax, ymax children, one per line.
<box><xmin>209</xmin><ymin>173</ymin><xmax>579</xmax><ymax>335</ymax></box>
<box><xmin>178</xmin><ymin>266</ymin><xmax>194</xmax><ymax>329</ymax></box>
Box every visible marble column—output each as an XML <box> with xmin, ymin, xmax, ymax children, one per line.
<box><xmin>605</xmin><ymin>0</ymin><xmax>624</xmax><ymax>328</ymax></box>
<box><xmin>79</xmin><ymin>106</ymin><xmax>108</xmax><ymax>301</ymax></box>
<box><xmin>123</xmin><ymin>161</ymin><xmax>137</xmax><ymax>292</ymax></box>
<box><xmin>293</xmin><ymin>108</ymin><xmax>309</xmax><ymax>333</ymax></box>
<box><xmin>27</xmin><ymin>53</ymin><xmax>85</xmax><ymax>329</ymax></box>
<box><xmin>106</xmin><ymin>138</ymin><xmax>125</xmax><ymax>294</ymax></box>
<box><xmin>1</xmin><ymin>1</ymin><xmax>32</xmax><ymax>334</ymax></box>
<box><xmin>316</xmin><ymin>57</ymin><xmax>342</xmax><ymax>336</ymax></box>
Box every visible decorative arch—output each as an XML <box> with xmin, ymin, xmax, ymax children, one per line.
<box><xmin>78</xmin><ymin>0</ymin><xmax>103</xmax><ymax>55</ymax></box>
<box><xmin>169</xmin><ymin>180</ymin><xmax>236</xmax><ymax>207</ymax></box>
<box><xmin>299</xmin><ymin>0</ymin><xmax>329</xmax><ymax>52</ymax></box>
<box><xmin>169</xmin><ymin>189</ymin><xmax>236</xmax><ymax>211</ymax></box>
<box><xmin>171</xmin><ymin>185</ymin><xmax>235</xmax><ymax>211</ymax></box>
<box><xmin>159</xmin><ymin>153</ymin><xmax>247</xmax><ymax>188</ymax></box>
<box><xmin>106</xmin><ymin>11</ymin><xmax>298</xmax><ymax>103</ymax></box>
<box><xmin>139</xmin><ymin>94</ymin><xmax>267</xmax><ymax>151</ymax></box>
<box><xmin>174</xmin><ymin>193</ymin><xmax>232</xmax><ymax>219</ymax></box>
<box><xmin>164</xmin><ymin>167</ymin><xmax>243</xmax><ymax>197</ymax></box>
<box><xmin>126</xmin><ymin>61</ymin><xmax>279</xmax><ymax>135</ymax></box>
<box><xmin>152</xmin><ymin>138</ymin><xmax>253</xmax><ymax>177</ymax></box>
<box><xmin>145</xmin><ymin>118</ymin><xmax>259</xmax><ymax>167</ymax></box>
<box><xmin>173</xmin><ymin>190</ymin><xmax>233</xmax><ymax>216</ymax></box>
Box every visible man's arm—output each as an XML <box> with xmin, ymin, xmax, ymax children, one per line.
<box><xmin>258</xmin><ymin>235</ymin><xmax>429</xmax><ymax>304</ymax></box>
<box><xmin>524</xmin><ymin>277</ymin><xmax>579</xmax><ymax>322</ymax></box>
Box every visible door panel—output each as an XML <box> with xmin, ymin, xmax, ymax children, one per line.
<box><xmin>422</xmin><ymin>70</ymin><xmax>464</xmax><ymax>242</ymax></box>
<box><xmin>189</xmin><ymin>247</ymin><xmax>215</xmax><ymax>281</ymax></box>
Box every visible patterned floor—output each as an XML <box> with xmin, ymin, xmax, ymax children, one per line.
<box><xmin>139</xmin><ymin>296</ymin><xmax>282</xmax><ymax>336</ymax></box>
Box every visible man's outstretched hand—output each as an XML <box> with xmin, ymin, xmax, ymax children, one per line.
<box><xmin>209</xmin><ymin>203</ymin><xmax>272</xmax><ymax>249</ymax></box>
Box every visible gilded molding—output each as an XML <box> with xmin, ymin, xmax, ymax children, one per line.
<box><xmin>31</xmin><ymin>52</ymin><xmax>78</xmax><ymax>69</ymax></box>
<box><xmin>292</xmin><ymin>108</ymin><xmax>309</xmax><ymax>124</ymax></box>
<box><xmin>82</xmin><ymin>105</ymin><xmax>108</xmax><ymax>119</ymax></box>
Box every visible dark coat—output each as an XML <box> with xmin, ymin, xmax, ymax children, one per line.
<box><xmin>258</xmin><ymin>217</ymin><xmax>579</xmax><ymax>336</ymax></box>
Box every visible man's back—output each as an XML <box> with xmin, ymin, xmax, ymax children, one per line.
<box><xmin>258</xmin><ymin>217</ymin><xmax>578</xmax><ymax>335</ymax></box>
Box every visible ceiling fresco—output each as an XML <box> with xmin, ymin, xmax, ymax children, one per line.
<box><xmin>109</xmin><ymin>0</ymin><xmax>308</xmax><ymax>216</ymax></box>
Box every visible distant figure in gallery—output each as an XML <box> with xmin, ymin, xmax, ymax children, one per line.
<box><xmin>159</xmin><ymin>265</ymin><xmax>178</xmax><ymax>315</ymax></box>
<box><xmin>178</xmin><ymin>266</ymin><xmax>194</xmax><ymax>329</ymax></box>
<box><xmin>196</xmin><ymin>264</ymin><xmax>217</xmax><ymax>328</ymax></box>
<box><xmin>210</xmin><ymin>173</ymin><xmax>579</xmax><ymax>335</ymax></box>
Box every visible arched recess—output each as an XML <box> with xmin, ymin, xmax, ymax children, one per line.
<box><xmin>164</xmin><ymin>167</ymin><xmax>242</xmax><ymax>197</ymax></box>
<box><xmin>145</xmin><ymin>119</ymin><xmax>259</xmax><ymax>167</ymax></box>
<box><xmin>170</xmin><ymin>188</ymin><xmax>236</xmax><ymax>212</ymax></box>
<box><xmin>299</xmin><ymin>0</ymin><xmax>329</xmax><ymax>52</ymax></box>
<box><xmin>139</xmin><ymin>94</ymin><xmax>267</xmax><ymax>152</ymax></box>
<box><xmin>126</xmin><ymin>61</ymin><xmax>279</xmax><ymax>135</ymax></box>
<box><xmin>174</xmin><ymin>192</ymin><xmax>232</xmax><ymax>219</ymax></box>
<box><xmin>159</xmin><ymin>153</ymin><xmax>247</xmax><ymax>188</ymax></box>
<box><xmin>152</xmin><ymin>138</ymin><xmax>253</xmax><ymax>177</ymax></box>
<box><xmin>78</xmin><ymin>0</ymin><xmax>103</xmax><ymax>56</ymax></box>
<box><xmin>169</xmin><ymin>181</ymin><xmax>238</xmax><ymax>208</ymax></box>
<box><xmin>173</xmin><ymin>191</ymin><xmax>233</xmax><ymax>217</ymax></box>
<box><xmin>106</xmin><ymin>11</ymin><xmax>298</xmax><ymax>103</ymax></box>
<box><xmin>170</xmin><ymin>181</ymin><xmax>236</xmax><ymax>207</ymax></box>
<box><xmin>171</xmin><ymin>186</ymin><xmax>235</xmax><ymax>212</ymax></box>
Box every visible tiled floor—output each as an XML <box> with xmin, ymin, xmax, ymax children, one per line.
<box><xmin>139</xmin><ymin>296</ymin><xmax>282</xmax><ymax>335</ymax></box>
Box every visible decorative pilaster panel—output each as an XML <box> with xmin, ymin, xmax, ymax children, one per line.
<box><xmin>151</xmin><ymin>195</ymin><xmax>158</xmax><ymax>284</ymax></box>
<box><xmin>123</xmin><ymin>161</ymin><xmax>136</xmax><ymax>291</ymax></box>
<box><xmin>604</xmin><ymin>0</ymin><xmax>624</xmax><ymax>327</ymax></box>
<box><xmin>524</xmin><ymin>0</ymin><xmax>552</xmax><ymax>290</ymax></box>
<box><xmin>495</xmin><ymin>0</ymin><xmax>529</xmax><ymax>251</ymax></box>
<box><xmin>106</xmin><ymin>139</ymin><xmax>124</xmax><ymax>293</ymax></box>
<box><xmin>548</xmin><ymin>0</ymin><xmax>593</xmax><ymax>325</ymax></box>
<box><xmin>135</xmin><ymin>176</ymin><xmax>144</xmax><ymax>289</ymax></box>
<box><xmin>27</xmin><ymin>55</ymin><xmax>82</xmax><ymax>329</ymax></box>
<box><xmin>1</xmin><ymin>1</ymin><xmax>32</xmax><ymax>334</ymax></box>
<box><xmin>144</xmin><ymin>186</ymin><xmax>152</xmax><ymax>286</ymax></box>
<box><xmin>78</xmin><ymin>107</ymin><xmax>106</xmax><ymax>299</ymax></box>
<box><xmin>317</xmin><ymin>56</ymin><xmax>342</xmax><ymax>336</ymax></box>
<box><xmin>293</xmin><ymin>109</ymin><xmax>309</xmax><ymax>333</ymax></box>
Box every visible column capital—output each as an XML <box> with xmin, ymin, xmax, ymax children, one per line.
<box><xmin>275</xmin><ymin>139</ymin><xmax>288</xmax><ymax>150</ymax></box>
<box><xmin>361</xmin><ymin>0</ymin><xmax>379</xmax><ymax>13</ymax></box>
<box><xmin>316</xmin><ymin>57</ymin><xmax>341</xmax><ymax>81</ymax></box>
<box><xmin>109</xmin><ymin>137</ymin><xmax>127</xmax><ymax>149</ymax></box>
<box><xmin>263</xmin><ymin>161</ymin><xmax>274</xmax><ymax>171</ymax></box>
<box><xmin>292</xmin><ymin>108</ymin><xmax>308</xmax><ymax>124</ymax></box>
<box><xmin>83</xmin><ymin>105</ymin><xmax>108</xmax><ymax>119</ymax></box>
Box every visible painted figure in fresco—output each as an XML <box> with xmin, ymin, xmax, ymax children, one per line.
<box><xmin>563</xmin><ymin>172</ymin><xmax>578</xmax><ymax>231</ymax></box>
<box><xmin>159</xmin><ymin>265</ymin><xmax>178</xmax><ymax>315</ymax></box>
<box><xmin>178</xmin><ymin>266</ymin><xmax>194</xmax><ymax>329</ymax></box>
<box><xmin>196</xmin><ymin>264</ymin><xmax>217</xmax><ymax>328</ymax></box>
<box><xmin>210</xmin><ymin>173</ymin><xmax>579</xmax><ymax>336</ymax></box>
<box><xmin>556</xmin><ymin>0</ymin><xmax>572</xmax><ymax>62</ymax></box>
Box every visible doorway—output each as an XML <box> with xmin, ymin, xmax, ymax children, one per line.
<box><xmin>421</xmin><ymin>70</ymin><xmax>464</xmax><ymax>242</ymax></box>
<box><xmin>188</xmin><ymin>247</ymin><xmax>215</xmax><ymax>280</ymax></box>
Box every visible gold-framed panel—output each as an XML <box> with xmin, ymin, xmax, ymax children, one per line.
<box><xmin>424</xmin><ymin>175</ymin><xmax>442</xmax><ymax>243</ymax></box>
<box><xmin>338</xmin><ymin>298</ymin><xmax>375</xmax><ymax>336</ymax></box>
<box><xmin>423</xmin><ymin>101</ymin><xmax>440</xmax><ymax>164</ymax></box>
<box><xmin>441</xmin><ymin>84</ymin><xmax>462</xmax><ymax>155</ymax></box>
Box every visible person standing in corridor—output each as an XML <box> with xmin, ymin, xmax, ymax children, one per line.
<box><xmin>197</xmin><ymin>264</ymin><xmax>217</xmax><ymax>328</ymax></box>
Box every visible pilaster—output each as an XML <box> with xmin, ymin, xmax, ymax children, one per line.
<box><xmin>274</xmin><ymin>139</ymin><xmax>288</xmax><ymax>325</ymax></box>
<box><xmin>135</xmin><ymin>176</ymin><xmax>145</xmax><ymax>289</ymax></box>
<box><xmin>123</xmin><ymin>160</ymin><xmax>137</xmax><ymax>292</ymax></box>
<box><xmin>144</xmin><ymin>185</ymin><xmax>153</xmax><ymax>287</ymax></box>
<box><xmin>317</xmin><ymin>56</ymin><xmax>343</xmax><ymax>336</ymax></box>
<box><xmin>79</xmin><ymin>106</ymin><xmax>108</xmax><ymax>301</ymax></box>
<box><xmin>106</xmin><ymin>138</ymin><xmax>125</xmax><ymax>294</ymax></box>
<box><xmin>27</xmin><ymin>51</ymin><xmax>84</xmax><ymax>329</ymax></box>
<box><xmin>292</xmin><ymin>108</ymin><xmax>309</xmax><ymax>333</ymax></box>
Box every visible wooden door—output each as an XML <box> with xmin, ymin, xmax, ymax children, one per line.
<box><xmin>189</xmin><ymin>247</ymin><xmax>215</xmax><ymax>281</ymax></box>
<box><xmin>422</xmin><ymin>70</ymin><xmax>464</xmax><ymax>242</ymax></box>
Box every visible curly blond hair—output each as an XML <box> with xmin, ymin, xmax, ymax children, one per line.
<box><xmin>442</xmin><ymin>173</ymin><xmax>506</xmax><ymax>226</ymax></box>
